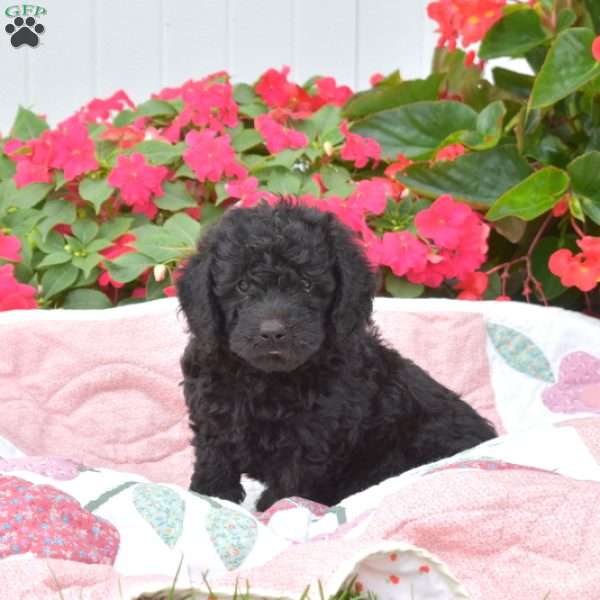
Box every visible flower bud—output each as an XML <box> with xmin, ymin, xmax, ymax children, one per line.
<box><xmin>153</xmin><ymin>264</ymin><xmax>167</xmax><ymax>282</ymax></box>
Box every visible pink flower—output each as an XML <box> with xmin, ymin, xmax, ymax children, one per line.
<box><xmin>593</xmin><ymin>36</ymin><xmax>600</xmax><ymax>62</ymax></box>
<box><xmin>101</xmin><ymin>118</ymin><xmax>146</xmax><ymax>149</ymax></box>
<box><xmin>98</xmin><ymin>234</ymin><xmax>137</xmax><ymax>289</ymax></box>
<box><xmin>0</xmin><ymin>264</ymin><xmax>37</xmax><ymax>311</ymax></box>
<box><xmin>370</xmin><ymin>73</ymin><xmax>385</xmax><ymax>87</ymax></box>
<box><xmin>379</xmin><ymin>231</ymin><xmax>429</xmax><ymax>277</ymax></box>
<box><xmin>183</xmin><ymin>81</ymin><xmax>238</xmax><ymax>131</ymax></box>
<box><xmin>108</xmin><ymin>153</ymin><xmax>168</xmax><ymax>219</ymax></box>
<box><xmin>454</xmin><ymin>271</ymin><xmax>488</xmax><ymax>300</ymax></box>
<box><xmin>340</xmin><ymin>121</ymin><xmax>381</xmax><ymax>168</ymax></box>
<box><xmin>0</xmin><ymin>233</ymin><xmax>22</xmax><ymax>262</ymax></box>
<box><xmin>435</xmin><ymin>143</ymin><xmax>466</xmax><ymax>162</ymax></box>
<box><xmin>49</xmin><ymin>117</ymin><xmax>98</xmax><ymax>181</ymax></box>
<box><xmin>183</xmin><ymin>130</ymin><xmax>246</xmax><ymax>182</ymax></box>
<box><xmin>348</xmin><ymin>178</ymin><xmax>389</xmax><ymax>215</ymax></box>
<box><xmin>415</xmin><ymin>194</ymin><xmax>473</xmax><ymax>249</ymax></box>
<box><xmin>255</xmin><ymin>114</ymin><xmax>308</xmax><ymax>154</ymax></box>
<box><xmin>77</xmin><ymin>90</ymin><xmax>135</xmax><ymax>123</ymax></box>
<box><xmin>226</xmin><ymin>176</ymin><xmax>278</xmax><ymax>208</ymax></box>
<box><xmin>9</xmin><ymin>134</ymin><xmax>53</xmax><ymax>188</ymax></box>
<box><xmin>313</xmin><ymin>77</ymin><xmax>352</xmax><ymax>108</ymax></box>
<box><xmin>256</xmin><ymin>66</ymin><xmax>299</xmax><ymax>109</ymax></box>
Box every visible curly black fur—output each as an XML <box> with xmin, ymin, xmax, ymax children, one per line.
<box><xmin>177</xmin><ymin>201</ymin><xmax>496</xmax><ymax>511</ymax></box>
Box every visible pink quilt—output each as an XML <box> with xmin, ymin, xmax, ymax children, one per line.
<box><xmin>1</xmin><ymin>297</ymin><xmax>599</xmax><ymax>599</ymax></box>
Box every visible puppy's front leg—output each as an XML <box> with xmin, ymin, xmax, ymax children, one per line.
<box><xmin>190</xmin><ymin>439</ymin><xmax>245</xmax><ymax>504</ymax></box>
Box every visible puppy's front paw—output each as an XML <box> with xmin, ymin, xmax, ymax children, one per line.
<box><xmin>190</xmin><ymin>480</ymin><xmax>246</xmax><ymax>505</ymax></box>
<box><xmin>256</xmin><ymin>487</ymin><xmax>282</xmax><ymax>512</ymax></box>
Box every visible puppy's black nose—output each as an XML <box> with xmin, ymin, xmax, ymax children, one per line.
<box><xmin>259</xmin><ymin>319</ymin><xmax>286</xmax><ymax>341</ymax></box>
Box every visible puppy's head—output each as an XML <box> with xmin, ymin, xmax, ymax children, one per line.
<box><xmin>177</xmin><ymin>201</ymin><xmax>375</xmax><ymax>372</ymax></box>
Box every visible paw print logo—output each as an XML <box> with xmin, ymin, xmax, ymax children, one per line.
<box><xmin>5</xmin><ymin>16</ymin><xmax>45</xmax><ymax>48</ymax></box>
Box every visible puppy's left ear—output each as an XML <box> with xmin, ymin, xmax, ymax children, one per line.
<box><xmin>327</xmin><ymin>213</ymin><xmax>376</xmax><ymax>339</ymax></box>
<box><xmin>176</xmin><ymin>230</ymin><xmax>220</xmax><ymax>354</ymax></box>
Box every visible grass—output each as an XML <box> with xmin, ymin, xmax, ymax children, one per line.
<box><xmin>133</xmin><ymin>575</ymin><xmax>374</xmax><ymax>600</ymax></box>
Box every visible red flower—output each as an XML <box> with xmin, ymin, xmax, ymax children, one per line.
<box><xmin>164</xmin><ymin>285</ymin><xmax>177</xmax><ymax>297</ymax></box>
<box><xmin>592</xmin><ymin>36</ymin><xmax>600</xmax><ymax>62</ymax></box>
<box><xmin>340</xmin><ymin>121</ymin><xmax>381</xmax><ymax>168</ymax></box>
<box><xmin>370</xmin><ymin>73</ymin><xmax>385</xmax><ymax>87</ymax></box>
<box><xmin>77</xmin><ymin>90</ymin><xmax>135</xmax><ymax>123</ymax></box>
<box><xmin>348</xmin><ymin>178</ymin><xmax>389</xmax><ymax>216</ymax></box>
<box><xmin>49</xmin><ymin>117</ymin><xmax>99</xmax><ymax>181</ymax></box>
<box><xmin>415</xmin><ymin>194</ymin><xmax>473</xmax><ymax>248</ymax></box>
<box><xmin>454</xmin><ymin>271</ymin><xmax>488</xmax><ymax>300</ymax></box>
<box><xmin>255</xmin><ymin>114</ymin><xmax>309</xmax><ymax>154</ymax></box>
<box><xmin>256</xmin><ymin>66</ymin><xmax>300</xmax><ymax>109</ymax></box>
<box><xmin>183</xmin><ymin>130</ymin><xmax>246</xmax><ymax>182</ymax></box>
<box><xmin>435</xmin><ymin>143</ymin><xmax>466</xmax><ymax>162</ymax></box>
<box><xmin>549</xmin><ymin>239</ymin><xmax>600</xmax><ymax>292</ymax></box>
<box><xmin>379</xmin><ymin>231</ymin><xmax>429</xmax><ymax>277</ymax></box>
<box><xmin>8</xmin><ymin>134</ymin><xmax>53</xmax><ymax>188</ymax></box>
<box><xmin>226</xmin><ymin>176</ymin><xmax>278</xmax><ymax>208</ymax></box>
<box><xmin>98</xmin><ymin>234</ymin><xmax>137</xmax><ymax>289</ymax></box>
<box><xmin>0</xmin><ymin>233</ymin><xmax>22</xmax><ymax>262</ymax></box>
<box><xmin>552</xmin><ymin>196</ymin><xmax>569</xmax><ymax>217</ymax></box>
<box><xmin>0</xmin><ymin>264</ymin><xmax>37</xmax><ymax>311</ymax></box>
<box><xmin>108</xmin><ymin>153</ymin><xmax>168</xmax><ymax>219</ymax></box>
<box><xmin>427</xmin><ymin>0</ymin><xmax>506</xmax><ymax>50</ymax></box>
<box><xmin>313</xmin><ymin>77</ymin><xmax>352</xmax><ymax>108</ymax></box>
<box><xmin>101</xmin><ymin>118</ymin><xmax>146</xmax><ymax>149</ymax></box>
<box><xmin>384</xmin><ymin>154</ymin><xmax>412</xmax><ymax>179</ymax></box>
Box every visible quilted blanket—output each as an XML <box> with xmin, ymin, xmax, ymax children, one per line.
<box><xmin>0</xmin><ymin>297</ymin><xmax>599</xmax><ymax>599</ymax></box>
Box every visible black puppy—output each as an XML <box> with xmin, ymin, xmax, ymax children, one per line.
<box><xmin>177</xmin><ymin>201</ymin><xmax>496</xmax><ymax>511</ymax></box>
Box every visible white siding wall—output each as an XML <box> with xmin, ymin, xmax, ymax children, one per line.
<box><xmin>0</xmin><ymin>0</ymin><xmax>437</xmax><ymax>131</ymax></box>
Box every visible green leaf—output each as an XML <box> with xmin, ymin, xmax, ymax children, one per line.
<box><xmin>342</xmin><ymin>75</ymin><xmax>442</xmax><ymax>120</ymax></box>
<box><xmin>163</xmin><ymin>213</ymin><xmax>202</xmax><ymax>247</ymax></box>
<box><xmin>567</xmin><ymin>151</ymin><xmax>600</xmax><ymax>225</ymax></box>
<box><xmin>385</xmin><ymin>273</ymin><xmax>424</xmax><ymax>298</ymax></box>
<box><xmin>1</xmin><ymin>180</ymin><xmax>53</xmax><ymax>209</ymax></box>
<box><xmin>531</xmin><ymin>28</ymin><xmax>600</xmax><ymax>109</ymax></box>
<box><xmin>351</xmin><ymin>101</ymin><xmax>478</xmax><ymax>160</ymax></box>
<box><xmin>266</xmin><ymin>169</ymin><xmax>302</xmax><ymax>195</ymax></box>
<box><xmin>397</xmin><ymin>146</ymin><xmax>533</xmax><ymax>207</ymax></box>
<box><xmin>40</xmin><ymin>263</ymin><xmax>80</xmax><ymax>299</ymax></box>
<box><xmin>134</xmin><ymin>99</ymin><xmax>177</xmax><ymax>118</ymax></box>
<box><xmin>72</xmin><ymin>252</ymin><xmax>103</xmax><ymax>277</ymax></box>
<box><xmin>492</xmin><ymin>67</ymin><xmax>534</xmax><ymax>99</ymax></box>
<box><xmin>320</xmin><ymin>165</ymin><xmax>355</xmax><ymax>197</ymax></box>
<box><xmin>105</xmin><ymin>252</ymin><xmax>154</xmax><ymax>283</ymax></box>
<box><xmin>134</xmin><ymin>225</ymin><xmax>190</xmax><ymax>262</ymax></box>
<box><xmin>480</xmin><ymin>9</ymin><xmax>548</xmax><ymax>59</ymax></box>
<box><xmin>37</xmin><ymin>199</ymin><xmax>77</xmax><ymax>239</ymax></box>
<box><xmin>239</xmin><ymin>103</ymin><xmax>268</xmax><ymax>118</ymax></box>
<box><xmin>2</xmin><ymin>208</ymin><xmax>44</xmax><ymax>238</ymax></box>
<box><xmin>0</xmin><ymin>154</ymin><xmax>16</xmax><ymax>180</ymax></box>
<box><xmin>113</xmin><ymin>109</ymin><xmax>136</xmax><ymax>128</ymax></box>
<box><xmin>86</xmin><ymin>238</ymin><xmax>112</xmax><ymax>253</ymax></box>
<box><xmin>72</xmin><ymin>220</ymin><xmax>99</xmax><ymax>246</ymax></box>
<box><xmin>127</xmin><ymin>141</ymin><xmax>185</xmax><ymax>165</ymax></box>
<box><xmin>10</xmin><ymin>106</ymin><xmax>49</xmax><ymax>140</ymax></box>
<box><xmin>557</xmin><ymin>9</ymin><xmax>577</xmax><ymax>33</ymax></box>
<box><xmin>585</xmin><ymin>0</ymin><xmax>600</xmax><ymax>34</ymax></box>
<box><xmin>531</xmin><ymin>236</ymin><xmax>568</xmax><ymax>300</ymax></box>
<box><xmin>154</xmin><ymin>181</ymin><xmax>197</xmax><ymax>211</ymax></box>
<box><xmin>32</xmin><ymin>229</ymin><xmax>66</xmax><ymax>254</ymax></box>
<box><xmin>200</xmin><ymin>203</ymin><xmax>225</xmax><ymax>225</ymax></box>
<box><xmin>230</xmin><ymin>128</ymin><xmax>262</xmax><ymax>152</ymax></box>
<box><xmin>98</xmin><ymin>217</ymin><xmax>133</xmax><ymax>242</ymax></box>
<box><xmin>486</xmin><ymin>322</ymin><xmax>554</xmax><ymax>383</ymax></box>
<box><xmin>36</xmin><ymin>251</ymin><xmax>72</xmax><ymax>269</ymax></box>
<box><xmin>174</xmin><ymin>163</ymin><xmax>196</xmax><ymax>179</ymax></box>
<box><xmin>486</xmin><ymin>167</ymin><xmax>569</xmax><ymax>221</ymax></box>
<box><xmin>233</xmin><ymin>83</ymin><xmax>260</xmax><ymax>105</ymax></box>
<box><xmin>78</xmin><ymin>177</ymin><xmax>115</xmax><ymax>213</ymax></box>
<box><xmin>63</xmin><ymin>288</ymin><xmax>112</xmax><ymax>309</ymax></box>
<box><xmin>459</xmin><ymin>101</ymin><xmax>506</xmax><ymax>150</ymax></box>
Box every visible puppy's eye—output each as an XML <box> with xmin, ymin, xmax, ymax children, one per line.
<box><xmin>301</xmin><ymin>278</ymin><xmax>312</xmax><ymax>291</ymax></box>
<box><xmin>237</xmin><ymin>279</ymin><xmax>249</xmax><ymax>293</ymax></box>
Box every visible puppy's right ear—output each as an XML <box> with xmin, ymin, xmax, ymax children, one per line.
<box><xmin>176</xmin><ymin>239</ymin><xmax>219</xmax><ymax>353</ymax></box>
